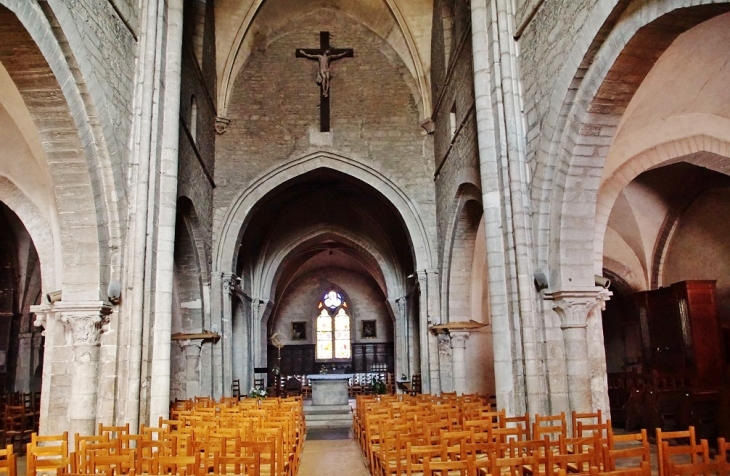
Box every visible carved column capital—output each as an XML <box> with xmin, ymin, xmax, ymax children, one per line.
<box><xmin>59</xmin><ymin>302</ymin><xmax>113</xmax><ymax>345</ymax></box>
<box><xmin>449</xmin><ymin>331</ymin><xmax>470</xmax><ymax>349</ymax></box>
<box><xmin>546</xmin><ymin>288</ymin><xmax>612</xmax><ymax>329</ymax></box>
<box><xmin>31</xmin><ymin>301</ymin><xmax>112</xmax><ymax>344</ymax></box>
<box><xmin>178</xmin><ymin>339</ymin><xmax>203</xmax><ymax>358</ymax></box>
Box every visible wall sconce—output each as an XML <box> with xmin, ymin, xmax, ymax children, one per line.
<box><xmin>107</xmin><ymin>280</ymin><xmax>122</xmax><ymax>304</ymax></box>
<box><xmin>46</xmin><ymin>290</ymin><xmax>62</xmax><ymax>303</ymax></box>
<box><xmin>533</xmin><ymin>272</ymin><xmax>549</xmax><ymax>292</ymax></box>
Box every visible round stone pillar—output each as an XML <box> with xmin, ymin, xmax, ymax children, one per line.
<box><xmin>549</xmin><ymin>289</ymin><xmax>610</xmax><ymax>414</ymax></box>
<box><xmin>450</xmin><ymin>331</ymin><xmax>470</xmax><ymax>395</ymax></box>
<box><xmin>179</xmin><ymin>340</ymin><xmax>203</xmax><ymax>399</ymax></box>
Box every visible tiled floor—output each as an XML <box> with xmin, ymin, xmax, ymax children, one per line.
<box><xmin>298</xmin><ymin>436</ymin><xmax>369</xmax><ymax>476</ymax></box>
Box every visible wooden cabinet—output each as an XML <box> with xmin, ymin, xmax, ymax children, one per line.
<box><xmin>634</xmin><ymin>280</ymin><xmax>724</xmax><ymax>385</ymax></box>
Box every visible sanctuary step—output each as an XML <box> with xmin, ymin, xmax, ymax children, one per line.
<box><xmin>303</xmin><ymin>403</ymin><xmax>354</xmax><ymax>428</ymax></box>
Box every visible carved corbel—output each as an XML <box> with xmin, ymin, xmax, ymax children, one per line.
<box><xmin>215</xmin><ymin>116</ymin><xmax>231</xmax><ymax>134</ymax></box>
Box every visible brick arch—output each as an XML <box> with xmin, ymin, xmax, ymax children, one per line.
<box><xmin>532</xmin><ymin>1</ymin><xmax>730</xmax><ymax>288</ymax></box>
<box><xmin>594</xmin><ymin>132</ymin><xmax>730</xmax><ymax>279</ymax></box>
<box><xmin>0</xmin><ymin>176</ymin><xmax>57</xmax><ymax>291</ymax></box>
<box><xmin>0</xmin><ymin>1</ymin><xmax>124</xmax><ymax>299</ymax></box>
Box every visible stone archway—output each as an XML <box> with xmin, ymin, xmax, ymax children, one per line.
<box><xmin>213</xmin><ymin>154</ymin><xmax>436</xmax><ymax>396</ymax></box>
<box><xmin>532</xmin><ymin>2</ymin><xmax>730</xmax><ymax>288</ymax></box>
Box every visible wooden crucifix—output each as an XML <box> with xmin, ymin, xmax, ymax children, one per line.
<box><xmin>296</xmin><ymin>32</ymin><xmax>353</xmax><ymax>132</ymax></box>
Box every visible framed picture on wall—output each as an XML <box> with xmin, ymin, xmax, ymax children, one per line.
<box><xmin>291</xmin><ymin>321</ymin><xmax>307</xmax><ymax>341</ymax></box>
<box><xmin>362</xmin><ymin>320</ymin><xmax>377</xmax><ymax>338</ymax></box>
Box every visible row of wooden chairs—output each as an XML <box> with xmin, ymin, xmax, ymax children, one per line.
<box><xmin>356</xmin><ymin>393</ymin><xmax>730</xmax><ymax>476</ymax></box>
<box><xmin>0</xmin><ymin>396</ymin><xmax>305</xmax><ymax>476</ymax></box>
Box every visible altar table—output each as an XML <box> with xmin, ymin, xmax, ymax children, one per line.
<box><xmin>307</xmin><ymin>374</ymin><xmax>354</xmax><ymax>405</ymax></box>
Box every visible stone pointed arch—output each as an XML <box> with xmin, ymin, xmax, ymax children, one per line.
<box><xmin>256</xmin><ymin>226</ymin><xmax>400</xmax><ymax>311</ymax></box>
<box><xmin>214</xmin><ymin>151</ymin><xmax>434</xmax><ymax>277</ymax></box>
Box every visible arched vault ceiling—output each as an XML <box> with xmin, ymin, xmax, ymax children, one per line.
<box><xmin>215</xmin><ymin>0</ymin><xmax>432</xmax><ymax>120</ymax></box>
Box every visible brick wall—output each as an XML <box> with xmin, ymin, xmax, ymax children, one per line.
<box><xmin>214</xmin><ymin>9</ymin><xmax>436</xmax><ymax>250</ymax></box>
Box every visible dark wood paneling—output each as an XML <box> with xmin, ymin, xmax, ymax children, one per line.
<box><xmin>267</xmin><ymin>342</ymin><xmax>394</xmax><ymax>376</ymax></box>
<box><xmin>634</xmin><ymin>280</ymin><xmax>724</xmax><ymax>385</ymax></box>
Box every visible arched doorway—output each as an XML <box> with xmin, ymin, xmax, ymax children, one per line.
<box><xmin>0</xmin><ymin>202</ymin><xmax>42</xmax><ymax>393</ymax></box>
<box><xmin>227</xmin><ymin>166</ymin><xmax>420</xmax><ymax>393</ymax></box>
<box><xmin>596</xmin><ymin>11</ymin><xmax>730</xmax><ymax>425</ymax></box>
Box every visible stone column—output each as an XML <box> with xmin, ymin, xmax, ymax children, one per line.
<box><xmin>437</xmin><ymin>333</ymin><xmax>453</xmax><ymax>393</ymax></box>
<box><xmin>548</xmin><ymin>289</ymin><xmax>610</xmax><ymax>413</ymax></box>
<box><xmin>179</xmin><ymin>340</ymin><xmax>202</xmax><ymax>399</ymax></box>
<box><xmin>450</xmin><ymin>331</ymin><xmax>470</xmax><ymax>395</ymax></box>
<box><xmin>16</xmin><ymin>332</ymin><xmax>33</xmax><ymax>392</ymax></box>
<box><xmin>58</xmin><ymin>302</ymin><xmax>112</xmax><ymax>439</ymax></box>
<box><xmin>394</xmin><ymin>297</ymin><xmax>409</xmax><ymax>380</ymax></box>
<box><xmin>221</xmin><ymin>274</ymin><xmax>235</xmax><ymax>397</ymax></box>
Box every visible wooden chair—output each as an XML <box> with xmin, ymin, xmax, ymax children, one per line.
<box><xmin>4</xmin><ymin>405</ymin><xmax>31</xmax><ymax>453</ymax></box>
<box><xmin>660</xmin><ymin>439</ymin><xmax>710</xmax><ymax>476</ymax></box>
<box><xmin>422</xmin><ymin>455</ymin><xmax>474</xmax><ymax>476</ymax></box>
<box><xmin>408</xmin><ymin>374</ymin><xmax>422</xmax><ymax>396</ymax></box>
<box><xmin>232</xmin><ymin>379</ymin><xmax>241</xmax><ymax>399</ymax></box>
<box><xmin>74</xmin><ymin>437</ymin><xmax>116</xmax><ymax>474</ymax></box>
<box><xmin>89</xmin><ymin>450</ymin><xmax>136</xmax><ymax>476</ymax></box>
<box><xmin>505</xmin><ymin>413</ymin><xmax>532</xmax><ymax>440</ymax></box>
<box><xmin>603</xmin><ymin>429</ymin><xmax>650</xmax><ymax>472</ymax></box>
<box><xmin>212</xmin><ymin>453</ymin><xmax>258</xmax><ymax>476</ymax></box>
<box><xmin>534</xmin><ymin>413</ymin><xmax>567</xmax><ymax>441</ymax></box>
<box><xmin>404</xmin><ymin>443</ymin><xmax>444</xmax><ymax>476</ymax></box>
<box><xmin>656</xmin><ymin>426</ymin><xmax>707</xmax><ymax>476</ymax></box>
<box><xmin>554</xmin><ymin>447</ymin><xmax>598</xmax><ymax>474</ymax></box>
<box><xmin>26</xmin><ymin>432</ymin><xmax>70</xmax><ymax>476</ymax></box>
<box><xmin>0</xmin><ymin>444</ymin><xmax>16</xmax><ymax>476</ymax></box>
<box><xmin>589</xmin><ymin>461</ymin><xmax>651</xmax><ymax>476</ymax></box>
<box><xmin>98</xmin><ymin>423</ymin><xmax>131</xmax><ymax>440</ymax></box>
<box><xmin>572</xmin><ymin>410</ymin><xmax>602</xmax><ymax>432</ymax></box>
<box><xmin>666</xmin><ymin>455</ymin><xmax>730</xmax><ymax>476</ymax></box>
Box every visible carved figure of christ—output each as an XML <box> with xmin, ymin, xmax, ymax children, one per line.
<box><xmin>296</xmin><ymin>31</ymin><xmax>353</xmax><ymax>132</ymax></box>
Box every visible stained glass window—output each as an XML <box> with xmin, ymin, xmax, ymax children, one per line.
<box><xmin>316</xmin><ymin>290</ymin><xmax>351</xmax><ymax>360</ymax></box>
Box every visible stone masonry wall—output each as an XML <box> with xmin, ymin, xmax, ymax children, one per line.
<box><xmin>431</xmin><ymin>16</ymin><xmax>480</xmax><ymax>274</ymax></box>
<box><xmin>214</xmin><ymin>9</ymin><xmax>436</xmax><ymax>254</ymax></box>
<box><xmin>178</xmin><ymin>0</ymin><xmax>217</xmax><ymax>274</ymax></box>
<box><xmin>270</xmin><ymin>267</ymin><xmax>393</xmax><ymax>348</ymax></box>
<box><xmin>52</xmin><ymin>0</ymin><xmax>136</xmax><ymax>177</ymax></box>
<box><xmin>518</xmin><ymin>0</ymin><xmax>600</xmax><ymax>179</ymax></box>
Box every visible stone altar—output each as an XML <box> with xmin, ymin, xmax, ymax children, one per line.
<box><xmin>307</xmin><ymin>373</ymin><xmax>354</xmax><ymax>405</ymax></box>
